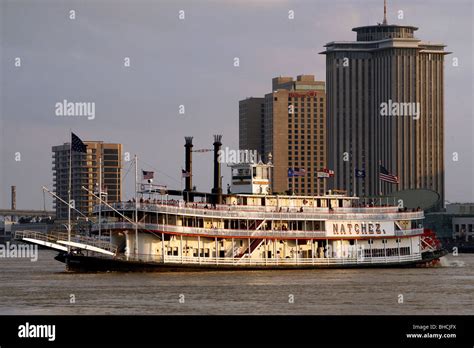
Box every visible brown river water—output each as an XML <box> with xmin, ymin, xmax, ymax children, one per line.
<box><xmin>0</xmin><ymin>250</ymin><xmax>472</xmax><ymax>315</ymax></box>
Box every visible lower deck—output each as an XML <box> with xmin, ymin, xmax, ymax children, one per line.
<box><xmin>112</xmin><ymin>229</ymin><xmax>422</xmax><ymax>266</ymax></box>
<box><xmin>60</xmin><ymin>252</ymin><xmax>434</xmax><ymax>272</ymax></box>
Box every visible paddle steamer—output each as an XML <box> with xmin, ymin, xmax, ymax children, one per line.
<box><xmin>16</xmin><ymin>135</ymin><xmax>446</xmax><ymax>271</ymax></box>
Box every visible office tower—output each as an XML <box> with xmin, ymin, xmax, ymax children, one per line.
<box><xmin>52</xmin><ymin>141</ymin><xmax>122</xmax><ymax>219</ymax></box>
<box><xmin>321</xmin><ymin>5</ymin><xmax>448</xmax><ymax>207</ymax></box>
<box><xmin>240</xmin><ymin>75</ymin><xmax>327</xmax><ymax>195</ymax></box>
<box><xmin>239</xmin><ymin>97</ymin><xmax>265</xmax><ymax>157</ymax></box>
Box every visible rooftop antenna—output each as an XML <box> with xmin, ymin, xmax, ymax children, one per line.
<box><xmin>383</xmin><ymin>0</ymin><xmax>388</xmax><ymax>25</ymax></box>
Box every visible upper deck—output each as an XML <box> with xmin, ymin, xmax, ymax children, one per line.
<box><xmin>94</xmin><ymin>194</ymin><xmax>424</xmax><ymax>222</ymax></box>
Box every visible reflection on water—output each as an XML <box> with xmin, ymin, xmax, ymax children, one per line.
<box><xmin>0</xmin><ymin>250</ymin><xmax>472</xmax><ymax>315</ymax></box>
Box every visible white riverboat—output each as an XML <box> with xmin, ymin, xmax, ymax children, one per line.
<box><xmin>16</xmin><ymin>136</ymin><xmax>446</xmax><ymax>271</ymax></box>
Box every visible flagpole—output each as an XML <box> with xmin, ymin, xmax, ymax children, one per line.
<box><xmin>378</xmin><ymin>160</ymin><xmax>382</xmax><ymax>196</ymax></box>
<box><xmin>353</xmin><ymin>166</ymin><xmax>356</xmax><ymax>197</ymax></box>
<box><xmin>134</xmin><ymin>154</ymin><xmax>138</xmax><ymax>257</ymax></box>
<box><xmin>68</xmin><ymin>132</ymin><xmax>72</xmax><ymax>251</ymax></box>
<box><xmin>99</xmin><ymin>156</ymin><xmax>102</xmax><ymax>241</ymax></box>
<box><xmin>292</xmin><ymin>167</ymin><xmax>295</xmax><ymax>195</ymax></box>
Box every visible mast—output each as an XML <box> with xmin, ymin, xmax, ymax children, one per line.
<box><xmin>383</xmin><ymin>0</ymin><xmax>388</xmax><ymax>25</ymax></box>
<box><xmin>134</xmin><ymin>154</ymin><xmax>138</xmax><ymax>256</ymax></box>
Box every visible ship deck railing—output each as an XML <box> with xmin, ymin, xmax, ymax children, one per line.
<box><xmin>94</xmin><ymin>202</ymin><xmax>424</xmax><ymax>221</ymax></box>
<box><xmin>92</xmin><ymin>222</ymin><xmax>424</xmax><ymax>239</ymax></box>
<box><xmin>95</xmin><ymin>201</ymin><xmax>406</xmax><ymax>213</ymax></box>
<box><xmin>14</xmin><ymin>230</ymin><xmax>118</xmax><ymax>254</ymax></box>
<box><xmin>115</xmin><ymin>252</ymin><xmax>423</xmax><ymax>266</ymax></box>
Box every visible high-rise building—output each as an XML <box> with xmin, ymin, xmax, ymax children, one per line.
<box><xmin>321</xmin><ymin>6</ymin><xmax>448</xmax><ymax>207</ymax></box>
<box><xmin>52</xmin><ymin>141</ymin><xmax>122</xmax><ymax>219</ymax></box>
<box><xmin>239</xmin><ymin>97</ymin><xmax>265</xmax><ymax>157</ymax></box>
<box><xmin>239</xmin><ymin>75</ymin><xmax>327</xmax><ymax>195</ymax></box>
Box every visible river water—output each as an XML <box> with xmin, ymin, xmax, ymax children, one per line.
<box><xmin>0</xmin><ymin>250</ymin><xmax>472</xmax><ymax>315</ymax></box>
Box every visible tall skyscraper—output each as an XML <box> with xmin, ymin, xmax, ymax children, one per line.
<box><xmin>239</xmin><ymin>97</ymin><xmax>265</xmax><ymax>157</ymax></box>
<box><xmin>52</xmin><ymin>141</ymin><xmax>122</xmax><ymax>219</ymax></box>
<box><xmin>239</xmin><ymin>75</ymin><xmax>327</xmax><ymax>195</ymax></box>
<box><xmin>321</xmin><ymin>5</ymin><xmax>448</xmax><ymax>207</ymax></box>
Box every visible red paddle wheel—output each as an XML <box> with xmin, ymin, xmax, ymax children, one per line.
<box><xmin>419</xmin><ymin>228</ymin><xmax>444</xmax><ymax>267</ymax></box>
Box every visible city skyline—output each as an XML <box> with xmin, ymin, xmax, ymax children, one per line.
<box><xmin>1</xmin><ymin>0</ymin><xmax>472</xmax><ymax>210</ymax></box>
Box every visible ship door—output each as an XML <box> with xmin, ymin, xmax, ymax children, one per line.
<box><xmin>261</xmin><ymin>197</ymin><xmax>266</xmax><ymax>206</ymax></box>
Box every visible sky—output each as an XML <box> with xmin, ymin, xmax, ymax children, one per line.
<box><xmin>0</xmin><ymin>0</ymin><xmax>473</xmax><ymax>211</ymax></box>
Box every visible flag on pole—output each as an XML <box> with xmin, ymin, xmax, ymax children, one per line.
<box><xmin>317</xmin><ymin>168</ymin><xmax>334</xmax><ymax>178</ymax></box>
<box><xmin>181</xmin><ymin>169</ymin><xmax>191</xmax><ymax>178</ymax></box>
<box><xmin>379</xmin><ymin>165</ymin><xmax>399</xmax><ymax>184</ymax></box>
<box><xmin>71</xmin><ymin>132</ymin><xmax>87</xmax><ymax>153</ymax></box>
<box><xmin>355</xmin><ymin>168</ymin><xmax>366</xmax><ymax>178</ymax></box>
<box><xmin>142</xmin><ymin>170</ymin><xmax>154</xmax><ymax>180</ymax></box>
<box><xmin>288</xmin><ymin>168</ymin><xmax>306</xmax><ymax>177</ymax></box>
<box><xmin>94</xmin><ymin>183</ymin><xmax>108</xmax><ymax>194</ymax></box>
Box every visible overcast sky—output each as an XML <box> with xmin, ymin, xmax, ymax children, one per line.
<box><xmin>0</xmin><ymin>0</ymin><xmax>473</xmax><ymax>210</ymax></box>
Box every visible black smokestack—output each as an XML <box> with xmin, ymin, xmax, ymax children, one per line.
<box><xmin>11</xmin><ymin>185</ymin><xmax>16</xmax><ymax>210</ymax></box>
<box><xmin>184</xmin><ymin>137</ymin><xmax>193</xmax><ymax>202</ymax></box>
<box><xmin>211</xmin><ymin>134</ymin><xmax>223</xmax><ymax>204</ymax></box>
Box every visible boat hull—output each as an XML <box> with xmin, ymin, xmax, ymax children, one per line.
<box><xmin>55</xmin><ymin>249</ymin><xmax>448</xmax><ymax>272</ymax></box>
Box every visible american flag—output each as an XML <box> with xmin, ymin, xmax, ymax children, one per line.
<box><xmin>181</xmin><ymin>169</ymin><xmax>191</xmax><ymax>178</ymax></box>
<box><xmin>142</xmin><ymin>170</ymin><xmax>154</xmax><ymax>180</ymax></box>
<box><xmin>71</xmin><ymin>132</ymin><xmax>87</xmax><ymax>153</ymax></box>
<box><xmin>288</xmin><ymin>168</ymin><xmax>306</xmax><ymax>177</ymax></box>
<box><xmin>379</xmin><ymin>165</ymin><xmax>399</xmax><ymax>184</ymax></box>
